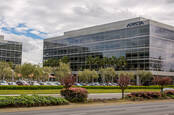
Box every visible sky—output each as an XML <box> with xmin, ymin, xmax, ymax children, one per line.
<box><xmin>0</xmin><ymin>0</ymin><xmax>174</xmax><ymax>64</ymax></box>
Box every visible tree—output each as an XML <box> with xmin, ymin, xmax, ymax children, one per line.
<box><xmin>43</xmin><ymin>58</ymin><xmax>59</xmax><ymax>67</ymax></box>
<box><xmin>99</xmin><ymin>67</ymin><xmax>117</xmax><ymax>83</ymax></box>
<box><xmin>117</xmin><ymin>56</ymin><xmax>127</xmax><ymax>70</ymax></box>
<box><xmin>33</xmin><ymin>65</ymin><xmax>44</xmax><ymax>81</ymax></box>
<box><xmin>117</xmin><ymin>72</ymin><xmax>131</xmax><ymax>99</ymax></box>
<box><xmin>60</xmin><ymin>75</ymin><xmax>75</xmax><ymax>89</ymax></box>
<box><xmin>21</xmin><ymin>63</ymin><xmax>35</xmax><ymax>79</ymax></box>
<box><xmin>2</xmin><ymin>67</ymin><xmax>13</xmax><ymax>81</ymax></box>
<box><xmin>137</xmin><ymin>71</ymin><xmax>153</xmax><ymax>85</ymax></box>
<box><xmin>153</xmin><ymin>76</ymin><xmax>172</xmax><ymax>93</ymax></box>
<box><xmin>0</xmin><ymin>62</ymin><xmax>12</xmax><ymax>80</ymax></box>
<box><xmin>14</xmin><ymin>65</ymin><xmax>22</xmax><ymax>80</ymax></box>
<box><xmin>94</xmin><ymin>57</ymin><xmax>102</xmax><ymax>70</ymax></box>
<box><xmin>54</xmin><ymin>62</ymin><xmax>71</xmax><ymax>82</ymax></box>
<box><xmin>103</xmin><ymin>57</ymin><xmax>109</xmax><ymax>68</ymax></box>
<box><xmin>42</xmin><ymin>66</ymin><xmax>53</xmax><ymax>81</ymax></box>
<box><xmin>86</xmin><ymin>56</ymin><xmax>95</xmax><ymax>70</ymax></box>
<box><xmin>60</xmin><ymin>56</ymin><xmax>69</xmax><ymax>64</ymax></box>
<box><xmin>78</xmin><ymin>69</ymin><xmax>99</xmax><ymax>83</ymax></box>
<box><xmin>110</xmin><ymin>56</ymin><xmax>117</xmax><ymax>68</ymax></box>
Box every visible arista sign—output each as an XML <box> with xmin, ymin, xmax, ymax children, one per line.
<box><xmin>127</xmin><ymin>21</ymin><xmax>144</xmax><ymax>28</ymax></box>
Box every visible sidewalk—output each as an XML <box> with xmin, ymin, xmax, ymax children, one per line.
<box><xmin>0</xmin><ymin>93</ymin><xmax>129</xmax><ymax>99</ymax></box>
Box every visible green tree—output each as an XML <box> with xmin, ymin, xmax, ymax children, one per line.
<box><xmin>110</xmin><ymin>56</ymin><xmax>117</xmax><ymax>68</ymax></box>
<box><xmin>0</xmin><ymin>62</ymin><xmax>12</xmax><ymax>80</ymax></box>
<box><xmin>42</xmin><ymin>66</ymin><xmax>53</xmax><ymax>81</ymax></box>
<box><xmin>137</xmin><ymin>71</ymin><xmax>153</xmax><ymax>85</ymax></box>
<box><xmin>86</xmin><ymin>56</ymin><xmax>95</xmax><ymax>70</ymax></box>
<box><xmin>99</xmin><ymin>67</ymin><xmax>117</xmax><ymax>83</ymax></box>
<box><xmin>54</xmin><ymin>62</ymin><xmax>71</xmax><ymax>81</ymax></box>
<box><xmin>117</xmin><ymin>56</ymin><xmax>127</xmax><ymax>70</ymax></box>
<box><xmin>60</xmin><ymin>56</ymin><xmax>69</xmax><ymax>64</ymax></box>
<box><xmin>33</xmin><ymin>65</ymin><xmax>44</xmax><ymax>81</ymax></box>
<box><xmin>21</xmin><ymin>63</ymin><xmax>35</xmax><ymax>80</ymax></box>
<box><xmin>43</xmin><ymin>59</ymin><xmax>59</xmax><ymax>67</ymax></box>
<box><xmin>78</xmin><ymin>69</ymin><xmax>99</xmax><ymax>83</ymax></box>
<box><xmin>14</xmin><ymin>65</ymin><xmax>22</xmax><ymax>80</ymax></box>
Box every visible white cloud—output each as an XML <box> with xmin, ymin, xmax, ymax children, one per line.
<box><xmin>0</xmin><ymin>0</ymin><xmax>174</xmax><ymax>64</ymax></box>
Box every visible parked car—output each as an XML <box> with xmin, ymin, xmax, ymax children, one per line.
<box><xmin>53</xmin><ymin>82</ymin><xmax>61</xmax><ymax>86</ymax></box>
<box><xmin>163</xmin><ymin>88</ymin><xmax>174</xmax><ymax>91</ymax></box>
<box><xmin>46</xmin><ymin>82</ymin><xmax>56</xmax><ymax>86</ymax></box>
<box><xmin>74</xmin><ymin>83</ymin><xmax>82</xmax><ymax>86</ymax></box>
<box><xmin>32</xmin><ymin>82</ymin><xmax>40</xmax><ymax>86</ymax></box>
<box><xmin>0</xmin><ymin>81</ymin><xmax>8</xmax><ymax>85</ymax></box>
<box><xmin>39</xmin><ymin>82</ymin><xmax>47</xmax><ymax>85</ymax></box>
<box><xmin>8</xmin><ymin>82</ymin><xmax>17</xmax><ymax>85</ymax></box>
<box><xmin>112</xmin><ymin>83</ymin><xmax>118</xmax><ymax>86</ymax></box>
<box><xmin>16</xmin><ymin>80</ymin><xmax>30</xmax><ymax>85</ymax></box>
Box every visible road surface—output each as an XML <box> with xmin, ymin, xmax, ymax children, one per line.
<box><xmin>2</xmin><ymin>102</ymin><xmax>174</xmax><ymax>115</ymax></box>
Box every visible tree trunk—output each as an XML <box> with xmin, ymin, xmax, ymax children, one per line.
<box><xmin>122</xmin><ymin>89</ymin><xmax>125</xmax><ymax>99</ymax></box>
<box><xmin>161</xmin><ymin>86</ymin><xmax>164</xmax><ymax>94</ymax></box>
<box><xmin>112</xmin><ymin>76</ymin><xmax>113</xmax><ymax>83</ymax></box>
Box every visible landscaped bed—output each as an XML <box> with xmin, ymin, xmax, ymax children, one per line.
<box><xmin>0</xmin><ymin>95</ymin><xmax>69</xmax><ymax>108</ymax></box>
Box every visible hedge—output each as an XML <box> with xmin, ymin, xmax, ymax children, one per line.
<box><xmin>0</xmin><ymin>85</ymin><xmax>174</xmax><ymax>90</ymax></box>
<box><xmin>0</xmin><ymin>95</ymin><xmax>69</xmax><ymax>108</ymax></box>
<box><xmin>0</xmin><ymin>85</ymin><xmax>64</xmax><ymax>90</ymax></box>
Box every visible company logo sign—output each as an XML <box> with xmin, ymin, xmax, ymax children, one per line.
<box><xmin>127</xmin><ymin>21</ymin><xmax>144</xmax><ymax>28</ymax></box>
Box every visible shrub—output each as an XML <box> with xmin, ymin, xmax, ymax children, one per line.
<box><xmin>164</xmin><ymin>90</ymin><xmax>174</xmax><ymax>96</ymax></box>
<box><xmin>61</xmin><ymin>87</ymin><xmax>88</xmax><ymax>102</ymax></box>
<box><xmin>0</xmin><ymin>95</ymin><xmax>69</xmax><ymax>108</ymax></box>
<box><xmin>127</xmin><ymin>92</ymin><xmax>162</xmax><ymax>100</ymax></box>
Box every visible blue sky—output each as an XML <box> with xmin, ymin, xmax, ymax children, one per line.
<box><xmin>2</xmin><ymin>23</ymin><xmax>47</xmax><ymax>39</ymax></box>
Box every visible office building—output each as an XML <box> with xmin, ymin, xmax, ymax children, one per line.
<box><xmin>0</xmin><ymin>35</ymin><xmax>22</xmax><ymax>65</ymax></box>
<box><xmin>44</xmin><ymin>17</ymin><xmax>174</xmax><ymax>76</ymax></box>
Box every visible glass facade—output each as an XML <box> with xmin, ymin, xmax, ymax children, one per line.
<box><xmin>44</xmin><ymin>22</ymin><xmax>150</xmax><ymax>71</ymax></box>
<box><xmin>150</xmin><ymin>25</ymin><xmax>174</xmax><ymax>72</ymax></box>
<box><xmin>43</xmin><ymin>18</ymin><xmax>174</xmax><ymax>72</ymax></box>
<box><xmin>0</xmin><ymin>40</ymin><xmax>22</xmax><ymax>65</ymax></box>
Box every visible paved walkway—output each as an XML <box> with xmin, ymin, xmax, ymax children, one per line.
<box><xmin>0</xmin><ymin>93</ymin><xmax>129</xmax><ymax>99</ymax></box>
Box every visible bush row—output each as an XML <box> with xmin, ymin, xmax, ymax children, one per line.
<box><xmin>127</xmin><ymin>91</ymin><xmax>174</xmax><ymax>101</ymax></box>
<box><xmin>0</xmin><ymin>85</ymin><xmax>64</xmax><ymax>90</ymax></box>
<box><xmin>80</xmin><ymin>86</ymin><xmax>163</xmax><ymax>89</ymax></box>
<box><xmin>0</xmin><ymin>95</ymin><xmax>69</xmax><ymax>108</ymax></box>
<box><xmin>1</xmin><ymin>85</ymin><xmax>174</xmax><ymax>90</ymax></box>
<box><xmin>127</xmin><ymin>92</ymin><xmax>162</xmax><ymax>100</ymax></box>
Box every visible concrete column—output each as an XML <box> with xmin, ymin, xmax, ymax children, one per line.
<box><xmin>136</xmin><ymin>75</ymin><xmax>140</xmax><ymax>86</ymax></box>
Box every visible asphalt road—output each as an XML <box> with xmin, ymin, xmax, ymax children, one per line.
<box><xmin>0</xmin><ymin>93</ymin><xmax>128</xmax><ymax>99</ymax></box>
<box><xmin>2</xmin><ymin>102</ymin><xmax>174</xmax><ymax>115</ymax></box>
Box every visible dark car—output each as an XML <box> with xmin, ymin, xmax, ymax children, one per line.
<box><xmin>16</xmin><ymin>80</ymin><xmax>30</xmax><ymax>85</ymax></box>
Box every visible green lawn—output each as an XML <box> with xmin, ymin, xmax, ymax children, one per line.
<box><xmin>0</xmin><ymin>89</ymin><xmax>160</xmax><ymax>95</ymax></box>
